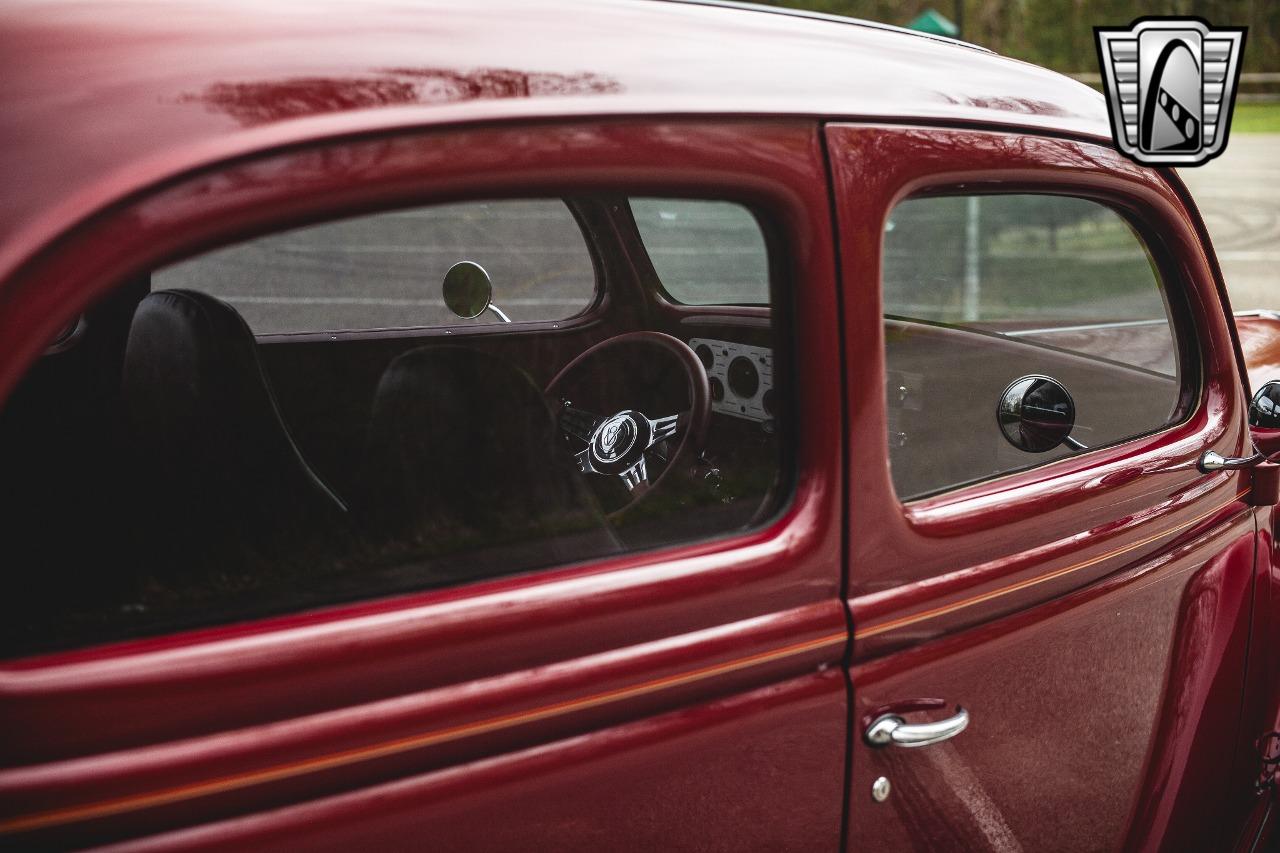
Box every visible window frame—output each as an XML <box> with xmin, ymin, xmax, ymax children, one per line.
<box><xmin>0</xmin><ymin>118</ymin><xmax>842</xmax><ymax>715</ymax></box>
<box><xmin>1</xmin><ymin>189</ymin><xmax>799</xmax><ymax>656</ymax></box>
<box><xmin>826</xmin><ymin>123</ymin><xmax>1250</xmax><ymax>628</ymax></box>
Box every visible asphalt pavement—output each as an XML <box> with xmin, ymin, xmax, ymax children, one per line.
<box><xmin>1179</xmin><ymin>134</ymin><xmax>1280</xmax><ymax>311</ymax></box>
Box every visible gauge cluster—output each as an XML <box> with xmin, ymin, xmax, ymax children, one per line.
<box><xmin>688</xmin><ymin>337</ymin><xmax>775</xmax><ymax>423</ymax></box>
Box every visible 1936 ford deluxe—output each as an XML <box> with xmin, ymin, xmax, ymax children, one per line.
<box><xmin>1</xmin><ymin>0</ymin><xmax>1279</xmax><ymax>849</ymax></box>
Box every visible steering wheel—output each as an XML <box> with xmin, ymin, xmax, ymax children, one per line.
<box><xmin>545</xmin><ymin>331</ymin><xmax>711</xmax><ymax>505</ymax></box>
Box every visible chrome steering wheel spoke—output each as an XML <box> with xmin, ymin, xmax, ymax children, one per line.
<box><xmin>647</xmin><ymin>414</ymin><xmax>680</xmax><ymax>448</ymax></box>
<box><xmin>619</xmin><ymin>456</ymin><xmax>649</xmax><ymax>492</ymax></box>
<box><xmin>564</xmin><ymin>408</ymin><xmax>685</xmax><ymax>496</ymax></box>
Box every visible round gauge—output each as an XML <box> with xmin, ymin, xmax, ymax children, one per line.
<box><xmin>694</xmin><ymin>343</ymin><xmax>715</xmax><ymax>370</ymax></box>
<box><xmin>727</xmin><ymin>356</ymin><xmax>760</xmax><ymax>399</ymax></box>
<box><xmin>710</xmin><ymin>377</ymin><xmax>725</xmax><ymax>402</ymax></box>
<box><xmin>761</xmin><ymin>388</ymin><xmax>777</xmax><ymax>416</ymax></box>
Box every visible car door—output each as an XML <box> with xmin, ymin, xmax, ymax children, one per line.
<box><xmin>828</xmin><ymin>124</ymin><xmax>1262</xmax><ymax>851</ymax></box>
<box><xmin>0</xmin><ymin>120</ymin><xmax>849</xmax><ymax>850</ymax></box>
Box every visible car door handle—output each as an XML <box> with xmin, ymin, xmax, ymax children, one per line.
<box><xmin>865</xmin><ymin>706</ymin><xmax>969</xmax><ymax>748</ymax></box>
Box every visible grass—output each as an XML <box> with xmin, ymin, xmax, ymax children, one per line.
<box><xmin>1231</xmin><ymin>102</ymin><xmax>1280</xmax><ymax>133</ymax></box>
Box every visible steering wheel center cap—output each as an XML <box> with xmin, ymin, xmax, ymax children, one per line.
<box><xmin>593</xmin><ymin>413</ymin><xmax>640</xmax><ymax>462</ymax></box>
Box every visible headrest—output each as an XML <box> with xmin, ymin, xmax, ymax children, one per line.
<box><xmin>122</xmin><ymin>289</ymin><xmax>345</xmax><ymax>518</ymax></box>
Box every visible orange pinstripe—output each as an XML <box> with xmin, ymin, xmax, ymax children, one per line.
<box><xmin>0</xmin><ymin>486</ymin><xmax>1253</xmax><ymax>835</ymax></box>
<box><xmin>854</xmin><ymin>488</ymin><xmax>1252</xmax><ymax>640</ymax></box>
<box><xmin>0</xmin><ymin>631</ymin><xmax>846</xmax><ymax>835</ymax></box>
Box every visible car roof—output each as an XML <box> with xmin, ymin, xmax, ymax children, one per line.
<box><xmin>0</xmin><ymin>0</ymin><xmax>1109</xmax><ymax>284</ymax></box>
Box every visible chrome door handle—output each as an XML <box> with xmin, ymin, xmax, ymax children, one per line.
<box><xmin>865</xmin><ymin>706</ymin><xmax>969</xmax><ymax>748</ymax></box>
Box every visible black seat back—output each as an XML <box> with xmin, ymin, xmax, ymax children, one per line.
<box><xmin>121</xmin><ymin>289</ymin><xmax>347</xmax><ymax>578</ymax></box>
<box><xmin>354</xmin><ymin>345</ymin><xmax>616</xmax><ymax>580</ymax></box>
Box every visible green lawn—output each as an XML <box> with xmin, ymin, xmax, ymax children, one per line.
<box><xmin>1231</xmin><ymin>102</ymin><xmax>1280</xmax><ymax>133</ymax></box>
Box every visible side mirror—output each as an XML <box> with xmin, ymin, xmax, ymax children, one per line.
<box><xmin>1199</xmin><ymin>379</ymin><xmax>1280</xmax><ymax>477</ymax></box>
<box><xmin>1251</xmin><ymin>379</ymin><xmax>1280</xmax><ymax>457</ymax></box>
<box><xmin>442</xmin><ymin>261</ymin><xmax>510</xmax><ymax>323</ymax></box>
<box><xmin>1251</xmin><ymin>380</ymin><xmax>1280</xmax><ymax>429</ymax></box>
<box><xmin>997</xmin><ymin>374</ymin><xmax>1087</xmax><ymax>453</ymax></box>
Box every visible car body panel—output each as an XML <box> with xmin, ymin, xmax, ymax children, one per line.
<box><xmin>0</xmin><ymin>119</ymin><xmax>848</xmax><ymax>847</ymax></box>
<box><xmin>826</xmin><ymin>123</ymin><xmax>1265</xmax><ymax>848</ymax></box>
<box><xmin>849</xmin><ymin>521</ymin><xmax>1254</xmax><ymax>850</ymax></box>
<box><xmin>1235</xmin><ymin>312</ymin><xmax>1280</xmax><ymax>394</ymax></box>
<box><xmin>0</xmin><ymin>1</ymin><xmax>1275</xmax><ymax>849</ymax></box>
<box><xmin>0</xmin><ymin>0</ymin><xmax>1107</xmax><ymax>298</ymax></box>
<box><xmin>92</xmin><ymin>672</ymin><xmax>846</xmax><ymax>853</ymax></box>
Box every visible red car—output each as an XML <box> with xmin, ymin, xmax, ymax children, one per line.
<box><xmin>2</xmin><ymin>1</ymin><xmax>1279</xmax><ymax>849</ymax></box>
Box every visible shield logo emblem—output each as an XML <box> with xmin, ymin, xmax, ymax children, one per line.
<box><xmin>1095</xmin><ymin>18</ymin><xmax>1246</xmax><ymax>166</ymax></box>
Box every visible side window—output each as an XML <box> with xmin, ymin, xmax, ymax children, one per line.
<box><xmin>153</xmin><ymin>199</ymin><xmax>598</xmax><ymax>334</ymax></box>
<box><xmin>882</xmin><ymin>193</ymin><xmax>1185</xmax><ymax>500</ymax></box>
<box><xmin>0</xmin><ymin>195</ymin><xmax>789</xmax><ymax>657</ymax></box>
<box><xmin>630</xmin><ymin>198</ymin><xmax>770</xmax><ymax>305</ymax></box>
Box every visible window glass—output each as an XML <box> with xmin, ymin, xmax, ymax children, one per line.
<box><xmin>631</xmin><ymin>198</ymin><xmax>769</xmax><ymax>305</ymax></box>
<box><xmin>0</xmin><ymin>196</ymin><xmax>788</xmax><ymax>658</ymax></box>
<box><xmin>882</xmin><ymin>194</ymin><xmax>1183</xmax><ymax>500</ymax></box>
<box><xmin>153</xmin><ymin>200</ymin><xmax>597</xmax><ymax>334</ymax></box>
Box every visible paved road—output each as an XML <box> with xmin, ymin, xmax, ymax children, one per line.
<box><xmin>1179</xmin><ymin>134</ymin><xmax>1280</xmax><ymax>311</ymax></box>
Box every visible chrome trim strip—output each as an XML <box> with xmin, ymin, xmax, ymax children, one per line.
<box><xmin>1004</xmin><ymin>318</ymin><xmax>1170</xmax><ymax>336</ymax></box>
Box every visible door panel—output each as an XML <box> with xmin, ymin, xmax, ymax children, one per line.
<box><xmin>849</xmin><ymin>515</ymin><xmax>1253</xmax><ymax>850</ymax></box>
<box><xmin>829</xmin><ymin>124</ymin><xmax>1259</xmax><ymax>849</ymax></box>
<box><xmin>1</xmin><ymin>607</ymin><xmax>844</xmax><ymax>848</ymax></box>
<box><xmin>0</xmin><ymin>120</ymin><xmax>848</xmax><ymax>848</ymax></box>
<box><xmin>91</xmin><ymin>672</ymin><xmax>846</xmax><ymax>852</ymax></box>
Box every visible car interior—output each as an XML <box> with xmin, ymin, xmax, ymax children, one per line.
<box><xmin>0</xmin><ymin>190</ymin><xmax>1189</xmax><ymax>659</ymax></box>
<box><xmin>0</xmin><ymin>196</ymin><xmax>789</xmax><ymax>657</ymax></box>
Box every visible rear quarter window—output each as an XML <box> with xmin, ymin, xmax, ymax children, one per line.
<box><xmin>630</xmin><ymin>198</ymin><xmax>769</xmax><ymax>306</ymax></box>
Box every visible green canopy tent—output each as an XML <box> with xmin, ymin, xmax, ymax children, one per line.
<box><xmin>906</xmin><ymin>8</ymin><xmax>959</xmax><ymax>38</ymax></box>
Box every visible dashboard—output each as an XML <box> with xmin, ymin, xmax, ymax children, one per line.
<box><xmin>688</xmin><ymin>337</ymin><xmax>776</xmax><ymax>425</ymax></box>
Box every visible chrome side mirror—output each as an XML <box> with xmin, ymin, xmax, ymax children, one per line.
<box><xmin>442</xmin><ymin>261</ymin><xmax>510</xmax><ymax>323</ymax></box>
<box><xmin>1197</xmin><ymin>380</ymin><xmax>1280</xmax><ymax>472</ymax></box>
<box><xmin>1251</xmin><ymin>380</ymin><xmax>1280</xmax><ymax>429</ymax></box>
<box><xmin>997</xmin><ymin>374</ymin><xmax>1088</xmax><ymax>453</ymax></box>
<box><xmin>1198</xmin><ymin>380</ymin><xmax>1280</xmax><ymax>504</ymax></box>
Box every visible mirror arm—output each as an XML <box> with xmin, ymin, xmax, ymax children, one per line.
<box><xmin>1062</xmin><ymin>435</ymin><xmax>1089</xmax><ymax>452</ymax></box>
<box><xmin>486</xmin><ymin>303</ymin><xmax>512</xmax><ymax>323</ymax></box>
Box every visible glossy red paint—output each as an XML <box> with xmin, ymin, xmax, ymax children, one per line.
<box><xmin>0</xmin><ymin>0</ymin><xmax>1106</xmax><ymax>316</ymax></box>
<box><xmin>98</xmin><ymin>672</ymin><xmax>848</xmax><ymax>852</ymax></box>
<box><xmin>0</xmin><ymin>118</ymin><xmax>847</xmax><ymax>847</ymax></box>
<box><xmin>1236</xmin><ymin>313</ymin><xmax>1280</xmax><ymax>395</ymax></box>
<box><xmin>828</xmin><ymin>124</ymin><xmax>1267</xmax><ymax>848</ymax></box>
<box><xmin>0</xmin><ymin>0</ymin><xmax>1276</xmax><ymax>849</ymax></box>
